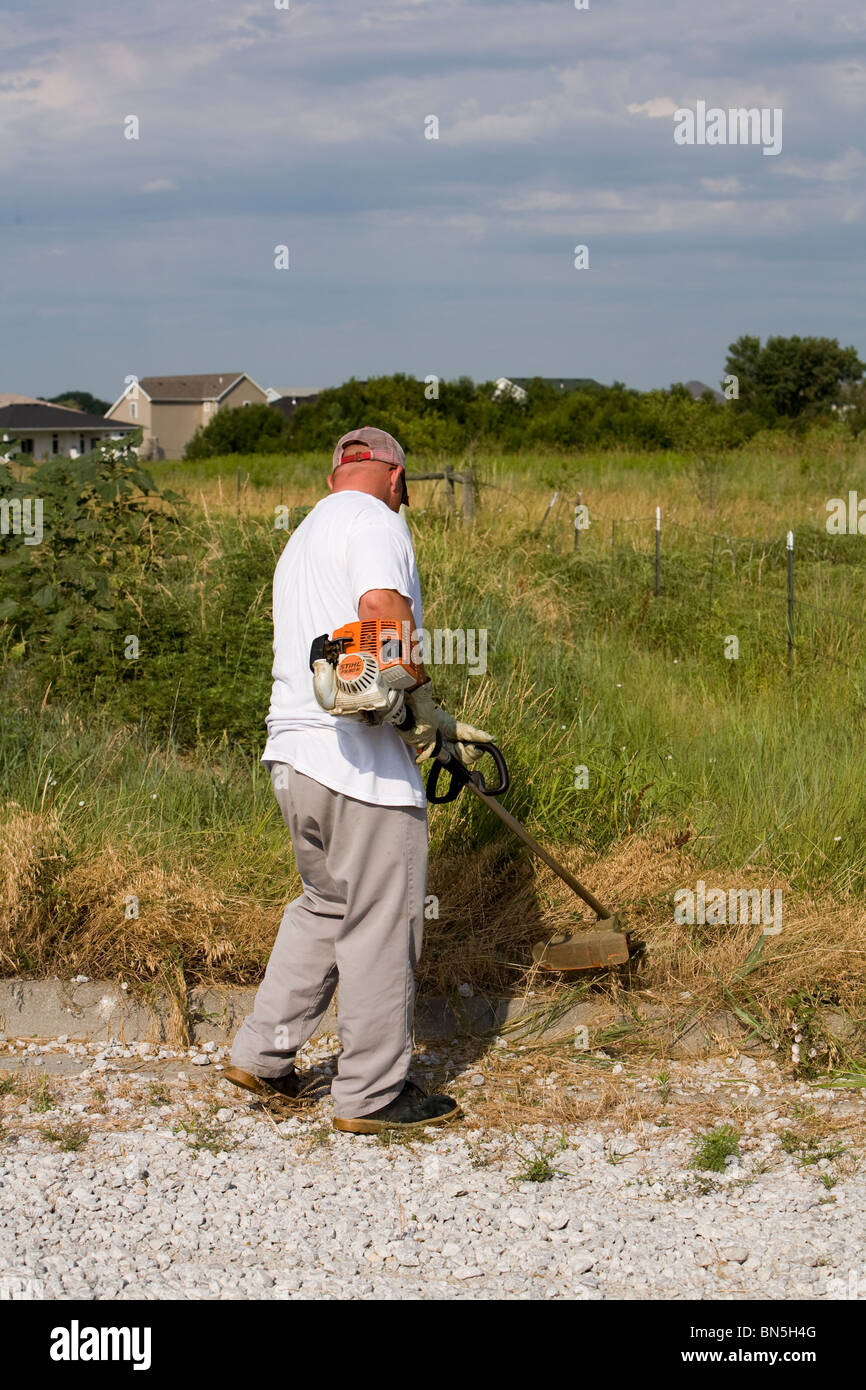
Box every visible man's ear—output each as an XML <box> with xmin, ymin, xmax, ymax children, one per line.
<box><xmin>326</xmin><ymin>472</ymin><xmax>335</xmax><ymax>492</ymax></box>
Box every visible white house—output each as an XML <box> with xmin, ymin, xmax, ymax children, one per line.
<box><xmin>0</xmin><ymin>402</ymin><xmax>137</xmax><ymax>461</ymax></box>
<box><xmin>492</xmin><ymin>377</ymin><xmax>529</xmax><ymax>403</ymax></box>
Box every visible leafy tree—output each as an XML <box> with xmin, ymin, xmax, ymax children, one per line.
<box><xmin>185</xmin><ymin>403</ymin><xmax>289</xmax><ymax>458</ymax></box>
<box><xmin>45</xmin><ymin>390</ymin><xmax>112</xmax><ymax>415</ymax></box>
<box><xmin>725</xmin><ymin>335</ymin><xmax>864</xmax><ymax>424</ymax></box>
<box><xmin>842</xmin><ymin>382</ymin><xmax>866</xmax><ymax>438</ymax></box>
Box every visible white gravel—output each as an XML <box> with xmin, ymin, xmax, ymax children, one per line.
<box><xmin>1</xmin><ymin>1037</ymin><xmax>864</xmax><ymax>1300</ymax></box>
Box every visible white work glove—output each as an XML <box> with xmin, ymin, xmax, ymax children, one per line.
<box><xmin>400</xmin><ymin>682</ymin><xmax>494</xmax><ymax>766</ymax></box>
<box><xmin>441</xmin><ymin>736</ymin><xmax>489</xmax><ymax>771</ymax></box>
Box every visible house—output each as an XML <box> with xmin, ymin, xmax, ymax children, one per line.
<box><xmin>266</xmin><ymin>386</ymin><xmax>322</xmax><ymax>419</ymax></box>
<box><xmin>106</xmin><ymin>372</ymin><xmax>269</xmax><ymax>459</ymax></box>
<box><xmin>0</xmin><ymin>403</ymin><xmax>137</xmax><ymax>461</ymax></box>
<box><xmin>492</xmin><ymin>377</ymin><xmax>528</xmax><ymax>402</ymax></box>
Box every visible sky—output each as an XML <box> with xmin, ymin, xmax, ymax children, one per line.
<box><xmin>0</xmin><ymin>0</ymin><xmax>864</xmax><ymax>402</ymax></box>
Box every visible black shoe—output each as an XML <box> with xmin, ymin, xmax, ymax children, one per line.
<box><xmin>333</xmin><ymin>1080</ymin><xmax>461</xmax><ymax>1134</ymax></box>
<box><xmin>224</xmin><ymin>1065</ymin><xmax>326</xmax><ymax>1106</ymax></box>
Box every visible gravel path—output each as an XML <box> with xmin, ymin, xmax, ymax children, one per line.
<box><xmin>1</xmin><ymin>1035</ymin><xmax>864</xmax><ymax>1300</ymax></box>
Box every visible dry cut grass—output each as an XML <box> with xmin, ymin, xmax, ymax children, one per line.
<box><xmin>3</xmin><ymin>796</ymin><xmax>864</xmax><ymax>1063</ymax></box>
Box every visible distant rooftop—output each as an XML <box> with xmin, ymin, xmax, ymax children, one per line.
<box><xmin>0</xmin><ymin>392</ymin><xmax>48</xmax><ymax>408</ymax></box>
<box><xmin>139</xmin><ymin>373</ymin><xmax>247</xmax><ymax>401</ymax></box>
<box><xmin>508</xmin><ymin>377</ymin><xmax>602</xmax><ymax>393</ymax></box>
<box><xmin>0</xmin><ymin>402</ymin><xmax>136</xmax><ymax>431</ymax></box>
<box><xmin>682</xmin><ymin>379</ymin><xmax>725</xmax><ymax>403</ymax></box>
<box><xmin>274</xmin><ymin>387</ymin><xmax>321</xmax><ymax>395</ymax></box>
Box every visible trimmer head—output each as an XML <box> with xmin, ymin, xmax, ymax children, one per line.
<box><xmin>420</xmin><ymin>740</ymin><xmax>631</xmax><ymax>975</ymax></box>
<box><xmin>531</xmin><ymin>919</ymin><xmax>629</xmax><ymax>972</ymax></box>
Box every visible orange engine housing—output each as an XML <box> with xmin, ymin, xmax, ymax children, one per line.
<box><xmin>331</xmin><ymin>619</ymin><xmax>423</xmax><ymax>689</ymax></box>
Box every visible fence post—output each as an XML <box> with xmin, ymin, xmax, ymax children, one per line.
<box><xmin>574</xmin><ymin>490</ymin><xmax>581</xmax><ymax>551</ymax></box>
<box><xmin>461</xmin><ymin>469</ymin><xmax>475</xmax><ymax>525</ymax></box>
<box><xmin>654</xmin><ymin>506</ymin><xmax>661</xmax><ymax>596</ymax></box>
<box><xmin>707</xmin><ymin>533</ymin><xmax>717</xmax><ymax>615</ymax></box>
<box><xmin>787</xmin><ymin>529</ymin><xmax>795</xmax><ymax>669</ymax></box>
<box><xmin>443</xmin><ymin>466</ymin><xmax>456</xmax><ymax>511</ymax></box>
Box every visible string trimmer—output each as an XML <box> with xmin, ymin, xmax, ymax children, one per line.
<box><xmin>309</xmin><ymin>617</ymin><xmax>629</xmax><ymax>972</ymax></box>
<box><xmin>426</xmin><ymin>744</ymin><xmax>629</xmax><ymax>972</ymax></box>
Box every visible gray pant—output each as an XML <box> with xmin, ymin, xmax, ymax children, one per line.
<box><xmin>231</xmin><ymin>762</ymin><xmax>429</xmax><ymax>1119</ymax></box>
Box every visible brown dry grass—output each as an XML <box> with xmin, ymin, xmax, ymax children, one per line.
<box><xmin>422</xmin><ymin>826</ymin><xmax>866</xmax><ymax>1049</ymax></box>
<box><xmin>171</xmin><ymin>444</ymin><xmax>848</xmax><ymax>540</ymax></box>
<box><xmin>0</xmin><ymin>804</ymin><xmax>278</xmax><ymax>1000</ymax></box>
<box><xmin>4</xmin><ymin>795</ymin><xmax>862</xmax><ymax>1063</ymax></box>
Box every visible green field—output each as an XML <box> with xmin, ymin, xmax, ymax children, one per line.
<box><xmin>2</xmin><ymin>432</ymin><xmax>865</xmax><ymax>1070</ymax></box>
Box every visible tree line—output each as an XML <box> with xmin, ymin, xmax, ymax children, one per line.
<box><xmin>182</xmin><ymin>336</ymin><xmax>865</xmax><ymax>459</ymax></box>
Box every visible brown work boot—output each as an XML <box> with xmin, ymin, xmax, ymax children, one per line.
<box><xmin>333</xmin><ymin>1080</ymin><xmax>461</xmax><ymax>1134</ymax></box>
<box><xmin>223</xmin><ymin>1065</ymin><xmax>326</xmax><ymax>1106</ymax></box>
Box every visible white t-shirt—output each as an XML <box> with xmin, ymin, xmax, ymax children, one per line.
<box><xmin>261</xmin><ymin>489</ymin><xmax>426</xmax><ymax>808</ymax></box>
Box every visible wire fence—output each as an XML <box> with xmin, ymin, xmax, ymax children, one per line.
<box><xmin>399</xmin><ymin>472</ymin><xmax>863</xmax><ymax>673</ymax></box>
<box><xmin>533</xmin><ymin>491</ymin><xmax>866</xmax><ymax>674</ymax></box>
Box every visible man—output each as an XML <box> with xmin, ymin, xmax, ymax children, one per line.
<box><xmin>226</xmin><ymin>427</ymin><xmax>494</xmax><ymax>1133</ymax></box>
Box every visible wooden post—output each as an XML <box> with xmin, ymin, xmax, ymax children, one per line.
<box><xmin>461</xmin><ymin>469</ymin><xmax>475</xmax><ymax>524</ymax></box>
<box><xmin>574</xmin><ymin>490</ymin><xmax>581</xmax><ymax>551</ymax></box>
<box><xmin>443</xmin><ymin>466</ymin><xmax>456</xmax><ymax>511</ymax></box>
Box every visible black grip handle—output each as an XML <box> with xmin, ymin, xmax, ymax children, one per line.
<box><xmin>426</xmin><ymin>754</ymin><xmax>469</xmax><ymax>804</ymax></box>
<box><xmin>469</xmin><ymin>742</ymin><xmax>510</xmax><ymax>796</ymax></box>
<box><xmin>426</xmin><ymin>743</ymin><xmax>510</xmax><ymax>804</ymax></box>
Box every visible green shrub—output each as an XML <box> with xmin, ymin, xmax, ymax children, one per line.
<box><xmin>0</xmin><ymin>444</ymin><xmax>182</xmax><ymax>687</ymax></box>
<box><xmin>185</xmin><ymin>404</ymin><xmax>289</xmax><ymax>458</ymax></box>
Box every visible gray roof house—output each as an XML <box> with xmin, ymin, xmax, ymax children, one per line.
<box><xmin>0</xmin><ymin>403</ymin><xmax>137</xmax><ymax>461</ymax></box>
<box><xmin>266</xmin><ymin>386</ymin><xmax>322</xmax><ymax>419</ymax></box>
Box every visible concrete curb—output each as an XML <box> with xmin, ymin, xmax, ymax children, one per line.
<box><xmin>0</xmin><ymin>978</ymin><xmax>767</xmax><ymax>1058</ymax></box>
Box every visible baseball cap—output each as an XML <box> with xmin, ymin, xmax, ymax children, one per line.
<box><xmin>332</xmin><ymin>426</ymin><xmax>409</xmax><ymax>505</ymax></box>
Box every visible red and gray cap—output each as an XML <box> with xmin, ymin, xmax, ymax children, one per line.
<box><xmin>332</xmin><ymin>426</ymin><xmax>409</xmax><ymax>504</ymax></box>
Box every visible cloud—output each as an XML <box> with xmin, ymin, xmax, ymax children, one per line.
<box><xmin>627</xmin><ymin>98</ymin><xmax>678</xmax><ymax>119</ymax></box>
<box><xmin>775</xmin><ymin>147</ymin><xmax>866</xmax><ymax>182</ymax></box>
<box><xmin>700</xmin><ymin>177</ymin><xmax>744</xmax><ymax>195</ymax></box>
<box><xmin>139</xmin><ymin>179</ymin><xmax>177</xmax><ymax>194</ymax></box>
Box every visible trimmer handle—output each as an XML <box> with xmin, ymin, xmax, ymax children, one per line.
<box><xmin>426</xmin><ymin>742</ymin><xmax>510</xmax><ymax>804</ymax></box>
